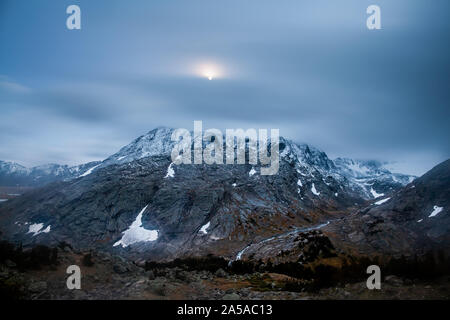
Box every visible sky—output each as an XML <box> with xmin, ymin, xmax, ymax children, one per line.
<box><xmin>0</xmin><ymin>0</ymin><xmax>449</xmax><ymax>176</ymax></box>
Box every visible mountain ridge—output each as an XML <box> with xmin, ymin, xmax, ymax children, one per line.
<box><xmin>0</xmin><ymin>127</ymin><xmax>424</xmax><ymax>263</ymax></box>
<box><xmin>0</xmin><ymin>160</ymin><xmax>101</xmax><ymax>187</ymax></box>
<box><xmin>0</xmin><ymin>127</ymin><xmax>416</xmax><ymax>200</ymax></box>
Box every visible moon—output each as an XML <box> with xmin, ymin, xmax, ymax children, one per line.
<box><xmin>194</xmin><ymin>62</ymin><xmax>223</xmax><ymax>80</ymax></box>
<box><xmin>204</xmin><ymin>69</ymin><xmax>216</xmax><ymax>80</ymax></box>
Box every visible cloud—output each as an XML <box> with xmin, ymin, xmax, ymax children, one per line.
<box><xmin>0</xmin><ymin>75</ymin><xmax>31</xmax><ymax>94</ymax></box>
<box><xmin>0</xmin><ymin>0</ymin><xmax>449</xmax><ymax>175</ymax></box>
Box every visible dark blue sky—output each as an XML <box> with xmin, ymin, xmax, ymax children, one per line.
<box><xmin>0</xmin><ymin>0</ymin><xmax>449</xmax><ymax>175</ymax></box>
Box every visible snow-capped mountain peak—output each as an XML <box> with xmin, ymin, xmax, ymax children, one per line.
<box><xmin>0</xmin><ymin>160</ymin><xmax>29</xmax><ymax>175</ymax></box>
<box><xmin>333</xmin><ymin>157</ymin><xmax>415</xmax><ymax>198</ymax></box>
<box><xmin>0</xmin><ymin>127</ymin><xmax>415</xmax><ymax>199</ymax></box>
<box><xmin>101</xmin><ymin>127</ymin><xmax>175</xmax><ymax>167</ymax></box>
<box><xmin>0</xmin><ymin>160</ymin><xmax>101</xmax><ymax>187</ymax></box>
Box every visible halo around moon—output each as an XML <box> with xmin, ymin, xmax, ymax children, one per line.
<box><xmin>194</xmin><ymin>62</ymin><xmax>224</xmax><ymax>80</ymax></box>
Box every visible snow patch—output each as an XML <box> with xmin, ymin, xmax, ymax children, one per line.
<box><xmin>0</xmin><ymin>199</ymin><xmax>8</xmax><ymax>202</ymax></box>
<box><xmin>417</xmin><ymin>219</ymin><xmax>423</xmax><ymax>223</ymax></box>
<box><xmin>164</xmin><ymin>163</ymin><xmax>175</xmax><ymax>178</ymax></box>
<box><xmin>334</xmin><ymin>193</ymin><xmax>338</xmax><ymax>197</ymax></box>
<box><xmin>199</xmin><ymin>221</ymin><xmax>210</xmax><ymax>234</ymax></box>
<box><xmin>311</xmin><ymin>183</ymin><xmax>320</xmax><ymax>196</ymax></box>
<box><xmin>374</xmin><ymin>197</ymin><xmax>391</xmax><ymax>205</ymax></box>
<box><xmin>117</xmin><ymin>156</ymin><xmax>127</xmax><ymax>161</ymax></box>
<box><xmin>297</xmin><ymin>179</ymin><xmax>302</xmax><ymax>194</ymax></box>
<box><xmin>232</xmin><ymin>183</ymin><xmax>237</xmax><ymax>187</ymax></box>
<box><xmin>79</xmin><ymin>164</ymin><xmax>101</xmax><ymax>177</ymax></box>
<box><xmin>370</xmin><ymin>187</ymin><xmax>384</xmax><ymax>199</ymax></box>
<box><xmin>27</xmin><ymin>223</ymin><xmax>51</xmax><ymax>236</ymax></box>
<box><xmin>113</xmin><ymin>205</ymin><xmax>159</xmax><ymax>247</ymax></box>
<box><xmin>429</xmin><ymin>205</ymin><xmax>443</xmax><ymax>218</ymax></box>
<box><xmin>249</xmin><ymin>167</ymin><xmax>256</xmax><ymax>177</ymax></box>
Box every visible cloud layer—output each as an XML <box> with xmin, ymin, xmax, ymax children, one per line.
<box><xmin>0</xmin><ymin>0</ymin><xmax>449</xmax><ymax>175</ymax></box>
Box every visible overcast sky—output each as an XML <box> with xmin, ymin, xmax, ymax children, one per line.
<box><xmin>0</xmin><ymin>0</ymin><xmax>449</xmax><ymax>175</ymax></box>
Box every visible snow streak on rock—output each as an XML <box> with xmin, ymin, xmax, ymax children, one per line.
<box><xmin>311</xmin><ymin>183</ymin><xmax>320</xmax><ymax>196</ymax></box>
<box><xmin>429</xmin><ymin>205</ymin><xmax>443</xmax><ymax>218</ymax></box>
<box><xmin>165</xmin><ymin>163</ymin><xmax>175</xmax><ymax>178</ymax></box>
<box><xmin>199</xmin><ymin>221</ymin><xmax>210</xmax><ymax>234</ymax></box>
<box><xmin>374</xmin><ymin>197</ymin><xmax>391</xmax><ymax>205</ymax></box>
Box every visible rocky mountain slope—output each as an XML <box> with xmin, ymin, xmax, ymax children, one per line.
<box><xmin>236</xmin><ymin>159</ymin><xmax>449</xmax><ymax>267</ymax></box>
<box><xmin>333</xmin><ymin>158</ymin><xmax>415</xmax><ymax>199</ymax></box>
<box><xmin>325</xmin><ymin>159</ymin><xmax>450</xmax><ymax>257</ymax></box>
<box><xmin>96</xmin><ymin>127</ymin><xmax>416</xmax><ymax>200</ymax></box>
<box><xmin>0</xmin><ymin>127</ymin><xmax>419</xmax><ymax>263</ymax></box>
<box><xmin>0</xmin><ymin>160</ymin><xmax>101</xmax><ymax>187</ymax></box>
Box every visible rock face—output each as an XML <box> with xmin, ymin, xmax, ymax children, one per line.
<box><xmin>0</xmin><ymin>127</ymin><xmax>422</xmax><ymax>262</ymax></box>
<box><xmin>324</xmin><ymin>159</ymin><xmax>450</xmax><ymax>257</ymax></box>
<box><xmin>238</xmin><ymin>159</ymin><xmax>449</xmax><ymax>266</ymax></box>
<box><xmin>233</xmin><ymin>226</ymin><xmax>337</xmax><ymax>265</ymax></box>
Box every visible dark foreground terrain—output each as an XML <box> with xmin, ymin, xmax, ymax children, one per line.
<box><xmin>1</xmin><ymin>243</ymin><xmax>448</xmax><ymax>300</ymax></box>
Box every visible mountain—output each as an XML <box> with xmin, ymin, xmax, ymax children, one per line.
<box><xmin>0</xmin><ymin>127</ymin><xmax>419</xmax><ymax>262</ymax></box>
<box><xmin>90</xmin><ymin>127</ymin><xmax>416</xmax><ymax>201</ymax></box>
<box><xmin>0</xmin><ymin>127</ymin><xmax>178</xmax><ymax>188</ymax></box>
<box><xmin>333</xmin><ymin>158</ymin><xmax>415</xmax><ymax>199</ymax></box>
<box><xmin>100</xmin><ymin>127</ymin><xmax>176</xmax><ymax>168</ymax></box>
<box><xmin>0</xmin><ymin>160</ymin><xmax>101</xmax><ymax>187</ymax></box>
<box><xmin>325</xmin><ymin>159</ymin><xmax>450</xmax><ymax>257</ymax></box>
<box><xmin>0</xmin><ymin>127</ymin><xmax>414</xmax><ymax>194</ymax></box>
<box><xmin>236</xmin><ymin>159</ymin><xmax>449</xmax><ymax>266</ymax></box>
<box><xmin>120</xmin><ymin>129</ymin><xmax>413</xmax><ymax>197</ymax></box>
